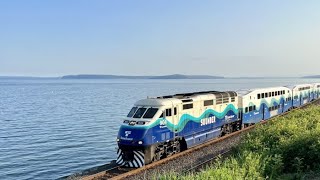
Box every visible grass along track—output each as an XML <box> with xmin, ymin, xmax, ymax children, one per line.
<box><xmin>160</xmin><ymin>102</ymin><xmax>320</xmax><ymax>179</ymax></box>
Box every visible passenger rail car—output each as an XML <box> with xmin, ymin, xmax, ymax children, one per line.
<box><xmin>313</xmin><ymin>83</ymin><xmax>320</xmax><ymax>100</ymax></box>
<box><xmin>286</xmin><ymin>84</ymin><xmax>313</xmax><ymax>108</ymax></box>
<box><xmin>237</xmin><ymin>87</ymin><xmax>291</xmax><ymax>126</ymax></box>
<box><xmin>116</xmin><ymin>83</ymin><xmax>320</xmax><ymax>168</ymax></box>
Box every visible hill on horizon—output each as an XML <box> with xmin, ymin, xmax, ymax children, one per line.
<box><xmin>302</xmin><ymin>75</ymin><xmax>320</xmax><ymax>78</ymax></box>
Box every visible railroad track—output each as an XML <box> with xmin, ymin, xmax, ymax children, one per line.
<box><xmin>79</xmin><ymin>165</ymin><xmax>135</xmax><ymax>180</ymax></box>
<box><xmin>78</xmin><ymin>99</ymin><xmax>320</xmax><ymax>180</ymax></box>
<box><xmin>182</xmin><ymin>149</ymin><xmax>232</xmax><ymax>174</ymax></box>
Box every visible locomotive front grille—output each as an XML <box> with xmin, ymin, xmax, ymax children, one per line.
<box><xmin>122</xmin><ymin>150</ymin><xmax>134</xmax><ymax>161</ymax></box>
<box><xmin>116</xmin><ymin>149</ymin><xmax>145</xmax><ymax>167</ymax></box>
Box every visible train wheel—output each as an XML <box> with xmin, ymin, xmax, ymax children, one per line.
<box><xmin>174</xmin><ymin>141</ymin><xmax>180</xmax><ymax>154</ymax></box>
<box><xmin>153</xmin><ymin>152</ymin><xmax>161</xmax><ymax>162</ymax></box>
<box><xmin>153</xmin><ymin>144</ymin><xmax>164</xmax><ymax>162</ymax></box>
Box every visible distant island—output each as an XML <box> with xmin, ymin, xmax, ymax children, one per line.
<box><xmin>302</xmin><ymin>75</ymin><xmax>320</xmax><ymax>78</ymax></box>
<box><xmin>61</xmin><ymin>74</ymin><xmax>224</xmax><ymax>79</ymax></box>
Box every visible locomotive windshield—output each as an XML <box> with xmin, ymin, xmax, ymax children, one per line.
<box><xmin>127</xmin><ymin>107</ymin><xmax>138</xmax><ymax>117</ymax></box>
<box><xmin>127</xmin><ymin>107</ymin><xmax>159</xmax><ymax>119</ymax></box>
<box><xmin>142</xmin><ymin>108</ymin><xmax>158</xmax><ymax>118</ymax></box>
<box><xmin>133</xmin><ymin>108</ymin><xmax>147</xmax><ymax>118</ymax></box>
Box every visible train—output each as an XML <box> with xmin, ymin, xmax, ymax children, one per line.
<box><xmin>116</xmin><ymin>83</ymin><xmax>320</xmax><ymax>168</ymax></box>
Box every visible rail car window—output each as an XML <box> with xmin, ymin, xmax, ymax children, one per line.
<box><xmin>253</xmin><ymin>105</ymin><xmax>256</xmax><ymax>111</ymax></box>
<box><xmin>257</xmin><ymin>94</ymin><xmax>261</xmax><ymax>99</ymax></box>
<box><xmin>245</xmin><ymin>107</ymin><xmax>248</xmax><ymax>113</ymax></box>
<box><xmin>231</xmin><ymin>97</ymin><xmax>235</xmax><ymax>102</ymax></box>
<box><xmin>265</xmin><ymin>93</ymin><xmax>268</xmax><ymax>98</ymax></box>
<box><xmin>283</xmin><ymin>90</ymin><xmax>285</xmax><ymax>94</ymax></box>
<box><xmin>294</xmin><ymin>95</ymin><xmax>298</xmax><ymax>99</ymax></box>
<box><xmin>249</xmin><ymin>106</ymin><xmax>252</xmax><ymax>112</ymax></box>
<box><xmin>165</xmin><ymin>109</ymin><xmax>172</xmax><ymax>116</ymax></box>
<box><xmin>262</xmin><ymin>93</ymin><xmax>265</xmax><ymax>98</ymax></box>
<box><xmin>143</xmin><ymin>108</ymin><xmax>159</xmax><ymax>118</ymax></box>
<box><xmin>272</xmin><ymin>92</ymin><xmax>275</xmax><ymax>96</ymax></box>
<box><xmin>269</xmin><ymin>92</ymin><xmax>271</xmax><ymax>97</ymax></box>
<box><xmin>133</xmin><ymin>108</ymin><xmax>147</xmax><ymax>118</ymax></box>
<box><xmin>275</xmin><ymin>91</ymin><xmax>277</xmax><ymax>96</ymax></box>
<box><xmin>174</xmin><ymin>107</ymin><xmax>177</xmax><ymax>115</ymax></box>
<box><xmin>127</xmin><ymin>107</ymin><xmax>138</xmax><ymax>117</ymax></box>
<box><xmin>204</xmin><ymin>100</ymin><xmax>213</xmax><ymax>106</ymax></box>
<box><xmin>183</xmin><ymin>103</ymin><xmax>193</xmax><ymax>110</ymax></box>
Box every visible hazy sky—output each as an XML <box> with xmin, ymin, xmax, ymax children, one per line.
<box><xmin>1</xmin><ymin>0</ymin><xmax>320</xmax><ymax>77</ymax></box>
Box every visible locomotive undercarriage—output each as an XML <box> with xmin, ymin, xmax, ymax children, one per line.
<box><xmin>221</xmin><ymin>120</ymin><xmax>242</xmax><ymax>136</ymax></box>
<box><xmin>152</xmin><ymin>137</ymin><xmax>187</xmax><ymax>162</ymax></box>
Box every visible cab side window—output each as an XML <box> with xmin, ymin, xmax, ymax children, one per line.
<box><xmin>165</xmin><ymin>109</ymin><xmax>172</xmax><ymax>117</ymax></box>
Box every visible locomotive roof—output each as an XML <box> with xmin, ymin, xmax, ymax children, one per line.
<box><xmin>134</xmin><ymin>98</ymin><xmax>182</xmax><ymax>106</ymax></box>
<box><xmin>156</xmin><ymin>90</ymin><xmax>237</xmax><ymax>99</ymax></box>
<box><xmin>134</xmin><ymin>90</ymin><xmax>237</xmax><ymax>106</ymax></box>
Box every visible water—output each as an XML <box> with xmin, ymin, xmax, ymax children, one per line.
<box><xmin>0</xmin><ymin>78</ymin><xmax>319</xmax><ymax>180</ymax></box>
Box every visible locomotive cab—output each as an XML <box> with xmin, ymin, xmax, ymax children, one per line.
<box><xmin>116</xmin><ymin>98</ymin><xmax>176</xmax><ymax>167</ymax></box>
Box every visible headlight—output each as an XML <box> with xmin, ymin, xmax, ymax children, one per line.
<box><xmin>138</xmin><ymin>141</ymin><xmax>143</xmax><ymax>144</ymax></box>
<box><xmin>116</xmin><ymin>138</ymin><xmax>120</xmax><ymax>142</ymax></box>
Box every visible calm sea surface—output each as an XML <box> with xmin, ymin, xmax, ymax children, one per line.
<box><xmin>0</xmin><ymin>78</ymin><xmax>319</xmax><ymax>180</ymax></box>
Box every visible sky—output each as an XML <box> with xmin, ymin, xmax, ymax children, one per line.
<box><xmin>1</xmin><ymin>0</ymin><xmax>320</xmax><ymax>77</ymax></box>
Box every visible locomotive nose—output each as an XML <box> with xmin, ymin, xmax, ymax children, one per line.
<box><xmin>117</xmin><ymin>125</ymin><xmax>148</xmax><ymax>145</ymax></box>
